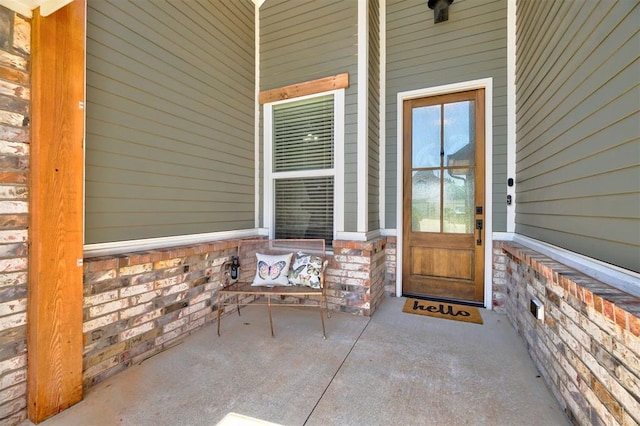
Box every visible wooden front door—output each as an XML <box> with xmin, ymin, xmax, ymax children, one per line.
<box><xmin>402</xmin><ymin>89</ymin><xmax>485</xmax><ymax>304</ymax></box>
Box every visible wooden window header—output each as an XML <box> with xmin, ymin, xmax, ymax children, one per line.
<box><xmin>259</xmin><ymin>73</ymin><xmax>349</xmax><ymax>104</ymax></box>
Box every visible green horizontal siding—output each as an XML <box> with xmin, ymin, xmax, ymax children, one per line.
<box><xmin>261</xmin><ymin>0</ymin><xmax>358</xmax><ymax>232</ymax></box>
<box><xmin>85</xmin><ymin>0</ymin><xmax>255</xmax><ymax>244</ymax></box>
<box><xmin>515</xmin><ymin>0</ymin><xmax>640</xmax><ymax>272</ymax></box>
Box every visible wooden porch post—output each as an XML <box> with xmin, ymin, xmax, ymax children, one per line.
<box><xmin>28</xmin><ymin>0</ymin><xmax>85</xmax><ymax>422</ymax></box>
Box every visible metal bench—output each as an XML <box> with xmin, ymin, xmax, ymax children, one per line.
<box><xmin>217</xmin><ymin>239</ymin><xmax>330</xmax><ymax>338</ymax></box>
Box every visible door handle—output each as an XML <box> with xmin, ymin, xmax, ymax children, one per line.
<box><xmin>475</xmin><ymin>219</ymin><xmax>483</xmax><ymax>246</ymax></box>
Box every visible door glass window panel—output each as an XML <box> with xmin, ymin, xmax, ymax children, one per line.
<box><xmin>411</xmin><ymin>99</ymin><xmax>477</xmax><ymax>235</ymax></box>
<box><xmin>412</xmin><ymin>170</ymin><xmax>441</xmax><ymax>232</ymax></box>
<box><xmin>443</xmin><ymin>169</ymin><xmax>474</xmax><ymax>233</ymax></box>
<box><xmin>412</xmin><ymin>105</ymin><xmax>441</xmax><ymax>168</ymax></box>
<box><xmin>444</xmin><ymin>101</ymin><xmax>475</xmax><ymax>167</ymax></box>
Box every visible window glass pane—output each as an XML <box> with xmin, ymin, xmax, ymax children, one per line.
<box><xmin>273</xmin><ymin>95</ymin><xmax>334</xmax><ymax>172</ymax></box>
<box><xmin>412</xmin><ymin>170</ymin><xmax>440</xmax><ymax>232</ymax></box>
<box><xmin>444</xmin><ymin>101</ymin><xmax>475</xmax><ymax>167</ymax></box>
<box><xmin>412</xmin><ymin>105</ymin><xmax>441</xmax><ymax>168</ymax></box>
<box><xmin>443</xmin><ymin>168</ymin><xmax>474</xmax><ymax>233</ymax></box>
<box><xmin>275</xmin><ymin>177</ymin><xmax>334</xmax><ymax>246</ymax></box>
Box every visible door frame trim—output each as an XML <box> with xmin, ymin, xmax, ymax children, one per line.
<box><xmin>396</xmin><ymin>78</ymin><xmax>494</xmax><ymax>309</ymax></box>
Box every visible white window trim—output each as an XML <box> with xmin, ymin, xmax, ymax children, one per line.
<box><xmin>379</xmin><ymin>0</ymin><xmax>387</xmax><ymax>230</ymax></box>
<box><xmin>84</xmin><ymin>228</ymin><xmax>264</xmax><ymax>258</ymax></box>
<box><xmin>396</xmin><ymin>78</ymin><xmax>494</xmax><ymax>309</ymax></box>
<box><xmin>357</xmin><ymin>0</ymin><xmax>368</xmax><ymax>233</ymax></box>
<box><xmin>263</xmin><ymin>89</ymin><xmax>345</xmax><ymax>240</ymax></box>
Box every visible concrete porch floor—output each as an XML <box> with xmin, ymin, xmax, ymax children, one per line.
<box><xmin>24</xmin><ymin>297</ymin><xmax>569</xmax><ymax>426</ymax></box>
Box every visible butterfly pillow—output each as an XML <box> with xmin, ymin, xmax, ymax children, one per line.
<box><xmin>288</xmin><ymin>251</ymin><xmax>323</xmax><ymax>288</ymax></box>
<box><xmin>251</xmin><ymin>253</ymin><xmax>293</xmax><ymax>286</ymax></box>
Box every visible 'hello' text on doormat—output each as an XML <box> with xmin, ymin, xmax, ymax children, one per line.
<box><xmin>402</xmin><ymin>298</ymin><xmax>483</xmax><ymax>324</ymax></box>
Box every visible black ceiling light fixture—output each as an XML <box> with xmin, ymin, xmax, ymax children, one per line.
<box><xmin>428</xmin><ymin>0</ymin><xmax>454</xmax><ymax>23</ymax></box>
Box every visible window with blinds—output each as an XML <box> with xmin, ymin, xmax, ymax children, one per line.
<box><xmin>273</xmin><ymin>95</ymin><xmax>334</xmax><ymax>172</ymax></box>
<box><xmin>271</xmin><ymin>94</ymin><xmax>335</xmax><ymax>245</ymax></box>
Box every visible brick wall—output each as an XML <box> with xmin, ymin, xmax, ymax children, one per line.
<box><xmin>503</xmin><ymin>242</ymin><xmax>640</xmax><ymax>425</ymax></box>
<box><xmin>328</xmin><ymin>237</ymin><xmax>387</xmax><ymax>316</ymax></box>
<box><xmin>0</xmin><ymin>7</ymin><xmax>29</xmax><ymax>425</ymax></box>
<box><xmin>82</xmin><ymin>237</ymin><xmax>393</xmax><ymax>389</ymax></box>
<box><xmin>82</xmin><ymin>241</ymin><xmax>237</xmax><ymax>388</ymax></box>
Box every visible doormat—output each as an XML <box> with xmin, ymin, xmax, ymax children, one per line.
<box><xmin>403</xmin><ymin>298</ymin><xmax>483</xmax><ymax>324</ymax></box>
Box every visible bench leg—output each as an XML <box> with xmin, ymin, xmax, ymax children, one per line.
<box><xmin>267</xmin><ymin>295</ymin><xmax>274</xmax><ymax>337</ymax></box>
<box><xmin>217</xmin><ymin>293</ymin><xmax>222</xmax><ymax>337</ymax></box>
<box><xmin>324</xmin><ymin>295</ymin><xmax>331</xmax><ymax>319</ymax></box>
<box><xmin>235</xmin><ymin>294</ymin><xmax>241</xmax><ymax>316</ymax></box>
<box><xmin>319</xmin><ymin>298</ymin><xmax>327</xmax><ymax>339</ymax></box>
